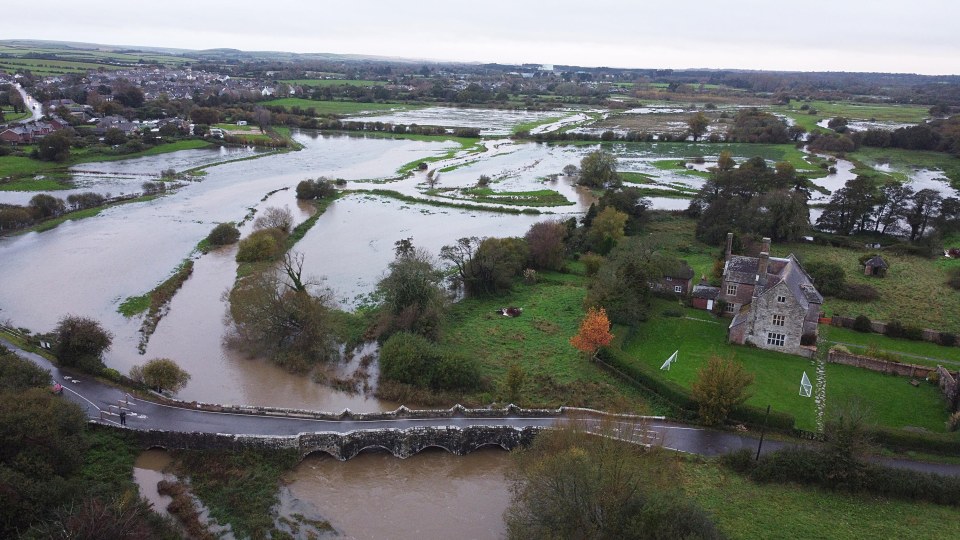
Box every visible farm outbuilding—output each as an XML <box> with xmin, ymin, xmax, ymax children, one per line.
<box><xmin>863</xmin><ymin>255</ymin><xmax>888</xmax><ymax>277</ymax></box>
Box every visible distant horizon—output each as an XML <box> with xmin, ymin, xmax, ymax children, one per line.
<box><xmin>10</xmin><ymin>1</ymin><xmax>960</xmax><ymax>76</ymax></box>
<box><xmin>5</xmin><ymin>37</ymin><xmax>958</xmax><ymax>79</ymax></box>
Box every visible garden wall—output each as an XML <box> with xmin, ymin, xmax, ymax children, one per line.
<box><xmin>826</xmin><ymin>350</ymin><xmax>933</xmax><ymax>378</ymax></box>
<box><xmin>828</xmin><ymin>316</ymin><xmax>957</xmax><ymax>347</ymax></box>
<box><xmin>937</xmin><ymin>366</ymin><xmax>959</xmax><ymax>411</ymax></box>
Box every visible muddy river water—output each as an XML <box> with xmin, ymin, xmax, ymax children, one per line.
<box><xmin>4</xmin><ymin>123</ymin><xmax>958</xmax><ymax>537</ymax></box>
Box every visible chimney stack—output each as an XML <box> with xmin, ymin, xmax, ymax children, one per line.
<box><xmin>761</xmin><ymin>237</ymin><xmax>771</xmax><ymax>254</ymax></box>
<box><xmin>725</xmin><ymin>232</ymin><xmax>733</xmax><ymax>261</ymax></box>
<box><xmin>757</xmin><ymin>252</ymin><xmax>770</xmax><ymax>286</ymax></box>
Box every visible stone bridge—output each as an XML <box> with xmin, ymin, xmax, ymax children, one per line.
<box><xmin>131</xmin><ymin>425</ymin><xmax>542</xmax><ymax>461</ymax></box>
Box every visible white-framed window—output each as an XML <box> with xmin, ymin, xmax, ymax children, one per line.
<box><xmin>777</xmin><ymin>295</ymin><xmax>787</xmax><ymax>303</ymax></box>
<box><xmin>726</xmin><ymin>284</ymin><xmax>737</xmax><ymax>296</ymax></box>
<box><xmin>724</xmin><ymin>303</ymin><xmax>736</xmax><ymax>313</ymax></box>
<box><xmin>772</xmin><ymin>314</ymin><xmax>785</xmax><ymax>326</ymax></box>
<box><xmin>674</xmin><ymin>285</ymin><xmax>683</xmax><ymax>293</ymax></box>
<box><xmin>767</xmin><ymin>332</ymin><xmax>785</xmax><ymax>347</ymax></box>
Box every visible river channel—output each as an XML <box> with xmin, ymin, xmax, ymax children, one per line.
<box><xmin>4</xmin><ymin>114</ymin><xmax>958</xmax><ymax>537</ymax></box>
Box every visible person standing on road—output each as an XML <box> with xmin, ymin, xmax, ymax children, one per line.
<box><xmin>119</xmin><ymin>410</ymin><xmax>127</xmax><ymax>426</ymax></box>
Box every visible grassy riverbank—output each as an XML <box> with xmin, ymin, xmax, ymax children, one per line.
<box><xmin>683</xmin><ymin>457</ymin><xmax>958</xmax><ymax>540</ymax></box>
<box><xmin>0</xmin><ymin>139</ymin><xmax>213</xmax><ymax>183</ymax></box>
<box><xmin>432</xmin><ymin>271</ymin><xmax>658</xmax><ymax>413</ymax></box>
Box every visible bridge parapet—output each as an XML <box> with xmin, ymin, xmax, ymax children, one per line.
<box><xmin>128</xmin><ymin>425</ymin><xmax>542</xmax><ymax>461</ymax></box>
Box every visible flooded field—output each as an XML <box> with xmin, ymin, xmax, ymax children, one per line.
<box><xmin>286</xmin><ymin>448</ymin><xmax>513</xmax><ymax>539</ymax></box>
<box><xmin>343</xmin><ymin>106</ymin><xmax>569</xmax><ymax>136</ymax></box>
<box><xmin>0</xmin><ymin>109</ymin><xmax>954</xmax><ymax>411</ymax></box>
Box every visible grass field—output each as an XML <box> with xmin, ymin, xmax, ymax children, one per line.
<box><xmin>850</xmin><ymin>146</ymin><xmax>960</xmax><ymax>187</ymax></box>
<box><xmin>620</xmin><ymin>301</ymin><xmax>951</xmax><ymax>432</ymax></box>
<box><xmin>260</xmin><ymin>98</ymin><xmax>416</xmax><ymax>116</ymax></box>
<box><xmin>435</xmin><ymin>187</ymin><xmax>573</xmax><ymax>207</ymax></box>
<box><xmin>645</xmin><ymin>213</ymin><xmax>960</xmax><ymax>332</ymax></box>
<box><xmin>0</xmin><ymin>139</ymin><xmax>213</xmax><ymax>181</ymax></box>
<box><xmin>437</xmin><ymin>272</ymin><xmax>655</xmax><ymax>412</ymax></box>
<box><xmin>774</xmin><ymin>100</ymin><xmax>929</xmax><ymax>134</ymax></box>
<box><xmin>683</xmin><ymin>458</ymin><xmax>958</xmax><ymax>540</ymax></box>
<box><xmin>1</xmin><ymin>107</ymin><xmax>30</xmax><ymax>123</ymax></box>
<box><xmin>778</xmin><ymin>240</ymin><xmax>960</xmax><ymax>332</ymax></box>
<box><xmin>825</xmin><ymin>326</ymin><xmax>960</xmax><ymax>366</ymax></box>
<box><xmin>280</xmin><ymin>79</ymin><xmax>386</xmax><ymax>87</ymax></box>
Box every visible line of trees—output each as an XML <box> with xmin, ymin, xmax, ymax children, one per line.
<box><xmin>816</xmin><ymin>176</ymin><xmax>960</xmax><ymax>241</ymax></box>
<box><xmin>688</xmin><ymin>152</ymin><xmax>811</xmax><ymax>245</ymax></box>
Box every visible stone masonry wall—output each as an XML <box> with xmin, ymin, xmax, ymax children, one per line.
<box><xmin>828</xmin><ymin>350</ymin><xmax>933</xmax><ymax>378</ymax></box>
<box><xmin>132</xmin><ymin>425</ymin><xmax>541</xmax><ymax>461</ymax></box>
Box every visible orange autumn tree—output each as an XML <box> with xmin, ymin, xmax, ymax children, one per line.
<box><xmin>570</xmin><ymin>307</ymin><xmax>614</xmax><ymax>360</ymax></box>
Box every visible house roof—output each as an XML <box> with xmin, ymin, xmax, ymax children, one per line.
<box><xmin>724</xmin><ymin>252</ymin><xmax>823</xmax><ymax>309</ymax></box>
<box><xmin>760</xmin><ymin>254</ymin><xmax>823</xmax><ymax>309</ymax></box>
<box><xmin>692</xmin><ymin>284</ymin><xmax>720</xmax><ymax>299</ymax></box>
<box><xmin>864</xmin><ymin>255</ymin><xmax>888</xmax><ymax>268</ymax></box>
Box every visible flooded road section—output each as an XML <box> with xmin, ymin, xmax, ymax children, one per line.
<box><xmin>286</xmin><ymin>448</ymin><xmax>513</xmax><ymax>540</ymax></box>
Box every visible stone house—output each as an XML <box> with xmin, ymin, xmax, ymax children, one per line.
<box><xmin>721</xmin><ymin>233</ymin><xmax>822</xmax><ymax>357</ymax></box>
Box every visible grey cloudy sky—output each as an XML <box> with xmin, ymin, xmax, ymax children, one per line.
<box><xmin>12</xmin><ymin>0</ymin><xmax>960</xmax><ymax>74</ymax></box>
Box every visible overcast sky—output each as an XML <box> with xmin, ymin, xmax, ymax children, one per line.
<box><xmin>11</xmin><ymin>1</ymin><xmax>960</xmax><ymax>75</ymax></box>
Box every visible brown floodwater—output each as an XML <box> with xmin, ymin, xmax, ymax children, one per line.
<box><xmin>285</xmin><ymin>448</ymin><xmax>514</xmax><ymax>540</ymax></box>
<box><xmin>133</xmin><ymin>449</ymin><xmax>175</xmax><ymax>519</ymax></box>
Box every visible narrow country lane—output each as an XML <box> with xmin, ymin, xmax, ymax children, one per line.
<box><xmin>4</xmin><ymin>338</ymin><xmax>958</xmax><ymax>476</ymax></box>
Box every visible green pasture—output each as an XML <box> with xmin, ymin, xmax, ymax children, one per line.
<box><xmin>260</xmin><ymin>98</ymin><xmax>417</xmax><ymax>115</ymax></box>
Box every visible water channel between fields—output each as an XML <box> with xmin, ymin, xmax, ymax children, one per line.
<box><xmin>1</xmin><ymin>129</ymin><xmax>957</xmax><ymax>409</ymax></box>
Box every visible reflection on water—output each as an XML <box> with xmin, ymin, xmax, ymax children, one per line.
<box><xmin>342</xmin><ymin>107</ymin><xmax>562</xmax><ymax>136</ymax></box>
<box><xmin>133</xmin><ymin>449</ymin><xmax>175</xmax><ymax>519</ymax></box>
<box><xmin>287</xmin><ymin>448</ymin><xmax>513</xmax><ymax>540</ymax></box>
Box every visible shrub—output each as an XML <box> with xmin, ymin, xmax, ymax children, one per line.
<box><xmin>948</xmin><ymin>411</ymin><xmax>960</xmax><ymax>432</ymax></box>
<box><xmin>596</xmin><ymin>347</ymin><xmax>795</xmax><ymax>430</ymax></box>
<box><xmin>902</xmin><ymin>325</ymin><xmax>925</xmax><ymax>341</ymax></box>
<box><xmin>579</xmin><ymin>252</ymin><xmax>604</xmax><ymax>276</ymax></box>
<box><xmin>235</xmin><ymin>228</ymin><xmax>286</xmax><ymax>262</ymax></box>
<box><xmin>800</xmin><ymin>333</ymin><xmax>817</xmax><ymax>346</ymax></box>
<box><xmin>940</xmin><ymin>332</ymin><xmax>957</xmax><ymax>347</ymax></box>
<box><xmin>804</xmin><ymin>261</ymin><xmax>845</xmax><ymax>297</ymax></box>
<box><xmin>206</xmin><ymin>222</ymin><xmax>240</xmax><ymax>246</ymax></box>
<box><xmin>253</xmin><ymin>206</ymin><xmax>294</xmax><ymax>233</ymax></box>
<box><xmin>885</xmin><ymin>319</ymin><xmax>906</xmax><ymax>339</ymax></box>
<box><xmin>662</xmin><ymin>308</ymin><xmax>683</xmax><ymax>318</ymax></box>
<box><xmin>691</xmin><ymin>356</ymin><xmax>755</xmax><ymax>425</ymax></box>
<box><xmin>948</xmin><ymin>268</ymin><xmax>960</xmax><ymax>291</ymax></box>
<box><xmin>378</xmin><ymin>332</ymin><xmax>479</xmax><ymax>391</ymax></box>
<box><xmin>852</xmin><ymin>314</ymin><xmax>873</xmax><ymax>333</ymax></box>
<box><xmin>295</xmin><ymin>178</ymin><xmax>335</xmax><ymax>200</ymax></box>
<box><xmin>839</xmin><ymin>283</ymin><xmax>879</xmax><ymax>302</ymax></box>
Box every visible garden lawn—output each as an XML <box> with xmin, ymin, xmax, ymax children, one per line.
<box><xmin>621</xmin><ymin>301</ymin><xmax>951</xmax><ymax>431</ymax></box>
<box><xmin>437</xmin><ymin>273</ymin><xmax>654</xmax><ymax>412</ymax></box>
<box><xmin>682</xmin><ymin>459</ymin><xmax>958</xmax><ymax>540</ymax></box>
<box><xmin>621</xmin><ymin>305</ymin><xmax>817</xmax><ymax>430</ymax></box>
<box><xmin>824</xmin><ymin>326</ymin><xmax>960</xmax><ymax>367</ymax></box>
<box><xmin>826</xmin><ymin>361</ymin><xmax>948</xmax><ymax>432</ymax></box>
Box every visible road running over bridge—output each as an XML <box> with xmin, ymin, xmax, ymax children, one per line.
<box><xmin>3</xmin><ymin>337</ymin><xmax>957</xmax><ymax>475</ymax></box>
